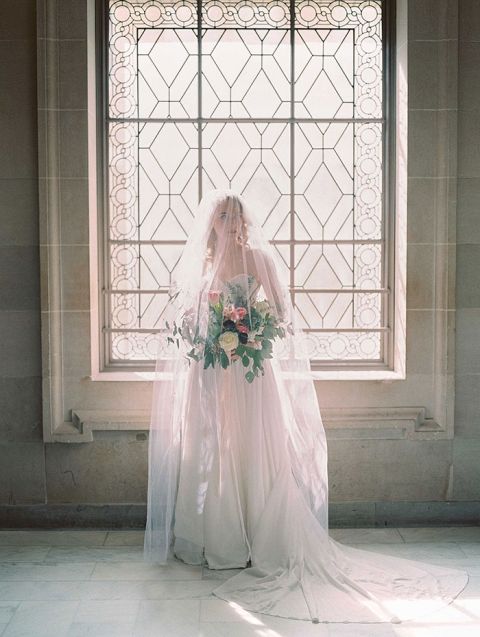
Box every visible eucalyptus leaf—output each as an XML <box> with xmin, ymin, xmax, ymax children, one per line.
<box><xmin>220</xmin><ymin>350</ymin><xmax>229</xmax><ymax>369</ymax></box>
<box><xmin>204</xmin><ymin>351</ymin><xmax>214</xmax><ymax>369</ymax></box>
<box><xmin>253</xmin><ymin>350</ymin><xmax>262</xmax><ymax>367</ymax></box>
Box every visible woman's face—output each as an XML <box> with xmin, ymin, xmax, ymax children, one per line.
<box><xmin>212</xmin><ymin>200</ymin><xmax>241</xmax><ymax>237</ymax></box>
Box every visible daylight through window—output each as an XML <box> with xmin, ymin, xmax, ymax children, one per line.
<box><xmin>104</xmin><ymin>0</ymin><xmax>390</xmax><ymax>369</ymax></box>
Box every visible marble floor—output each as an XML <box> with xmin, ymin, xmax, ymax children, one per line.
<box><xmin>0</xmin><ymin>527</ymin><xmax>478</xmax><ymax>636</ymax></box>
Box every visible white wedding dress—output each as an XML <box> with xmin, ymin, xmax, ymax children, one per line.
<box><xmin>170</xmin><ymin>274</ymin><xmax>469</xmax><ymax>624</ymax></box>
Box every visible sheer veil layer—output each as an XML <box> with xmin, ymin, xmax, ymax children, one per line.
<box><xmin>144</xmin><ymin>189</ymin><xmax>468</xmax><ymax>624</ymax></box>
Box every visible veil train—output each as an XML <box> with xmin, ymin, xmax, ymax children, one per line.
<box><xmin>144</xmin><ymin>189</ymin><xmax>469</xmax><ymax>624</ymax></box>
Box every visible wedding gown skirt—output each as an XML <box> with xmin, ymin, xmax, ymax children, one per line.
<box><xmin>172</xmin><ymin>359</ymin><xmax>468</xmax><ymax>624</ymax></box>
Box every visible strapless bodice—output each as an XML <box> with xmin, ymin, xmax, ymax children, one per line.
<box><xmin>217</xmin><ymin>273</ymin><xmax>261</xmax><ymax>303</ymax></box>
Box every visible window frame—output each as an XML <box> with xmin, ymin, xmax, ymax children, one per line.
<box><xmin>93</xmin><ymin>0</ymin><xmax>402</xmax><ymax>380</ymax></box>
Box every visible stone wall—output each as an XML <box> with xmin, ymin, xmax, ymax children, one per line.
<box><xmin>0</xmin><ymin>0</ymin><xmax>479</xmax><ymax>527</ymax></box>
<box><xmin>453</xmin><ymin>0</ymin><xmax>480</xmax><ymax>498</ymax></box>
<box><xmin>0</xmin><ymin>0</ymin><xmax>45</xmax><ymax>505</ymax></box>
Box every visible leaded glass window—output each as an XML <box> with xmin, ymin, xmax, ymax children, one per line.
<box><xmin>104</xmin><ymin>0</ymin><xmax>392</xmax><ymax>369</ymax></box>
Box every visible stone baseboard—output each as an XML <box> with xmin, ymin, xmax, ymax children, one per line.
<box><xmin>0</xmin><ymin>501</ymin><xmax>479</xmax><ymax>528</ymax></box>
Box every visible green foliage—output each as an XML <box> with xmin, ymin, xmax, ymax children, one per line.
<box><xmin>220</xmin><ymin>350</ymin><xmax>229</xmax><ymax>369</ymax></box>
<box><xmin>204</xmin><ymin>349</ymin><xmax>214</xmax><ymax>369</ymax></box>
<box><xmin>164</xmin><ymin>278</ymin><xmax>288</xmax><ymax>384</ymax></box>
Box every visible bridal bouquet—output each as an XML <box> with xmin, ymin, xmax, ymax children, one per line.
<box><xmin>166</xmin><ymin>281</ymin><xmax>290</xmax><ymax>383</ymax></box>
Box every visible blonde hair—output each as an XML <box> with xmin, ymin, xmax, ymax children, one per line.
<box><xmin>205</xmin><ymin>195</ymin><xmax>250</xmax><ymax>264</ymax></box>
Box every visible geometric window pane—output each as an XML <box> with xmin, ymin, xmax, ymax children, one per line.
<box><xmin>201</xmin><ymin>121</ymin><xmax>290</xmax><ymax>200</ymax></box>
<box><xmin>295</xmin><ymin>291</ymin><xmax>382</xmax><ymax>331</ymax></box>
<box><xmin>106</xmin><ymin>0</ymin><xmax>387</xmax><ymax>366</ymax></box>
<box><xmin>137</xmin><ymin>122</ymin><xmax>198</xmax><ymax>242</ymax></box>
<box><xmin>295</xmin><ymin>1</ymin><xmax>383</xmax><ymax>119</ymax></box>
<box><xmin>137</xmin><ymin>28</ymin><xmax>198</xmax><ymax>118</ymax></box>
<box><xmin>202</xmin><ymin>29</ymin><xmax>290</xmax><ymax>118</ymax></box>
<box><xmin>295</xmin><ymin>122</ymin><xmax>355</xmax><ymax>241</ymax></box>
<box><xmin>295</xmin><ymin>29</ymin><xmax>355</xmax><ymax>119</ymax></box>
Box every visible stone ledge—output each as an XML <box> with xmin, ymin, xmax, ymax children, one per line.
<box><xmin>48</xmin><ymin>406</ymin><xmax>447</xmax><ymax>443</ymax></box>
<box><xmin>1</xmin><ymin>501</ymin><xmax>478</xmax><ymax>529</ymax></box>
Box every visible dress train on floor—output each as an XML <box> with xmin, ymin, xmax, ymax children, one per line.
<box><xmin>172</xmin><ymin>359</ymin><xmax>469</xmax><ymax>624</ymax></box>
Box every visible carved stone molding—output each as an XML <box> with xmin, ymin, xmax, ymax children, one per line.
<box><xmin>60</xmin><ymin>406</ymin><xmax>444</xmax><ymax>443</ymax></box>
<box><xmin>38</xmin><ymin>0</ymin><xmax>66</xmax><ymax>443</ymax></box>
<box><xmin>37</xmin><ymin>0</ymin><xmax>457</xmax><ymax>444</ymax></box>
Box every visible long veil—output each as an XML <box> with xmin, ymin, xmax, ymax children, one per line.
<box><xmin>144</xmin><ymin>188</ymin><xmax>468</xmax><ymax>624</ymax></box>
<box><xmin>144</xmin><ymin>187</ymin><xmax>328</xmax><ymax>563</ymax></box>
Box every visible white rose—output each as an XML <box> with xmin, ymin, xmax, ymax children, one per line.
<box><xmin>254</xmin><ymin>300</ymin><xmax>270</xmax><ymax>317</ymax></box>
<box><xmin>218</xmin><ymin>330</ymin><xmax>239</xmax><ymax>352</ymax></box>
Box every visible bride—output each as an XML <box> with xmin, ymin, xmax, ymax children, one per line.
<box><xmin>144</xmin><ymin>188</ymin><xmax>468</xmax><ymax>624</ymax></box>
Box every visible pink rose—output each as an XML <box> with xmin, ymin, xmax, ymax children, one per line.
<box><xmin>208</xmin><ymin>290</ymin><xmax>220</xmax><ymax>305</ymax></box>
<box><xmin>231</xmin><ymin>306</ymin><xmax>247</xmax><ymax>321</ymax></box>
<box><xmin>237</xmin><ymin>324</ymin><xmax>248</xmax><ymax>334</ymax></box>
